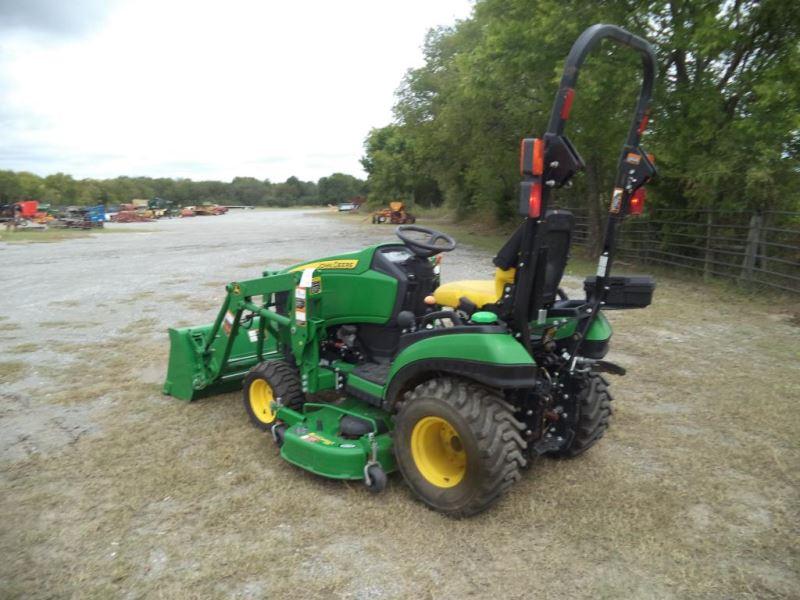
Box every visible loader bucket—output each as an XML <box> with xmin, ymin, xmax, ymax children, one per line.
<box><xmin>163</xmin><ymin>319</ymin><xmax>280</xmax><ymax>401</ymax></box>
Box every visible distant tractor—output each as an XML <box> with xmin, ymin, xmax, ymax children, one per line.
<box><xmin>372</xmin><ymin>201</ymin><xmax>416</xmax><ymax>224</ymax></box>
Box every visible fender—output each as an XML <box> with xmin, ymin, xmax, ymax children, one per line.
<box><xmin>383</xmin><ymin>331</ymin><xmax>536</xmax><ymax>409</ymax></box>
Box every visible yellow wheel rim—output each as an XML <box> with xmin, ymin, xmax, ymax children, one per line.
<box><xmin>410</xmin><ymin>416</ymin><xmax>467</xmax><ymax>488</ymax></box>
<box><xmin>249</xmin><ymin>379</ymin><xmax>276</xmax><ymax>424</ymax></box>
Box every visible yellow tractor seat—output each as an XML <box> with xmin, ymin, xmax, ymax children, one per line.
<box><xmin>433</xmin><ymin>268</ymin><xmax>516</xmax><ymax>309</ymax></box>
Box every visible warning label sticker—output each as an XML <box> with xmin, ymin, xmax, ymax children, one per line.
<box><xmin>300</xmin><ymin>432</ymin><xmax>335</xmax><ymax>446</ymax></box>
<box><xmin>625</xmin><ymin>152</ymin><xmax>642</xmax><ymax>165</ymax></box>
<box><xmin>222</xmin><ymin>311</ymin><xmax>235</xmax><ymax>336</ymax></box>
<box><xmin>609</xmin><ymin>188</ymin><xmax>624</xmax><ymax>214</ymax></box>
<box><xmin>310</xmin><ymin>277</ymin><xmax>322</xmax><ymax>295</ymax></box>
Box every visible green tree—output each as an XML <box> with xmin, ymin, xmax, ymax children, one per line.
<box><xmin>317</xmin><ymin>172</ymin><xmax>366</xmax><ymax>203</ymax></box>
<box><xmin>362</xmin><ymin>0</ymin><xmax>800</xmax><ymax>244</ymax></box>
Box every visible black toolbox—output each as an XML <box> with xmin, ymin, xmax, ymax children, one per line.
<box><xmin>583</xmin><ymin>275</ymin><xmax>655</xmax><ymax>308</ymax></box>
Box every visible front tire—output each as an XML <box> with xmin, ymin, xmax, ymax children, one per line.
<box><xmin>243</xmin><ymin>361</ymin><xmax>305</xmax><ymax>430</ymax></box>
<box><xmin>394</xmin><ymin>378</ymin><xmax>526</xmax><ymax>517</ymax></box>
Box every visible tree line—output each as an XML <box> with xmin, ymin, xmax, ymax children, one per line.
<box><xmin>361</xmin><ymin>0</ymin><xmax>800</xmax><ymax>239</ymax></box>
<box><xmin>0</xmin><ymin>170</ymin><xmax>366</xmax><ymax>208</ymax></box>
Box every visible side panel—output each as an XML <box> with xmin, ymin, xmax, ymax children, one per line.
<box><xmin>385</xmin><ymin>333</ymin><xmax>536</xmax><ymax>403</ymax></box>
<box><xmin>311</xmin><ymin>270</ymin><xmax>397</xmax><ymax>325</ymax></box>
<box><xmin>288</xmin><ymin>246</ymin><xmax>398</xmax><ymax>325</ymax></box>
<box><xmin>390</xmin><ymin>333</ymin><xmax>533</xmax><ymax>374</ymax></box>
<box><xmin>586</xmin><ymin>311</ymin><xmax>612</xmax><ymax>341</ymax></box>
<box><xmin>545</xmin><ymin>311</ymin><xmax>612</xmax><ymax>341</ymax></box>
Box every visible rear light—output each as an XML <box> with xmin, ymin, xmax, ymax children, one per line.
<box><xmin>528</xmin><ymin>182</ymin><xmax>542</xmax><ymax>218</ymax></box>
<box><xmin>560</xmin><ymin>88</ymin><xmax>575</xmax><ymax>120</ymax></box>
<box><xmin>629</xmin><ymin>188</ymin><xmax>645</xmax><ymax>216</ymax></box>
<box><xmin>638</xmin><ymin>112</ymin><xmax>649</xmax><ymax>135</ymax></box>
<box><xmin>532</xmin><ymin>138</ymin><xmax>543</xmax><ymax>176</ymax></box>
<box><xmin>520</xmin><ymin>138</ymin><xmax>544</xmax><ymax>176</ymax></box>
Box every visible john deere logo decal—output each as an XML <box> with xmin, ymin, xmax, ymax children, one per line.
<box><xmin>291</xmin><ymin>259</ymin><xmax>358</xmax><ymax>272</ymax></box>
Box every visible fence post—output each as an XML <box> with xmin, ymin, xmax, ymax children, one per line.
<box><xmin>703</xmin><ymin>211</ymin><xmax>713</xmax><ymax>282</ymax></box>
<box><xmin>758</xmin><ymin>212</ymin><xmax>769</xmax><ymax>272</ymax></box>
<box><xmin>739</xmin><ymin>212</ymin><xmax>763</xmax><ymax>282</ymax></box>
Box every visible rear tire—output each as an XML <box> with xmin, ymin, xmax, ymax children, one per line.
<box><xmin>550</xmin><ymin>373</ymin><xmax>612</xmax><ymax>458</ymax></box>
<box><xmin>394</xmin><ymin>378</ymin><xmax>526</xmax><ymax>517</ymax></box>
<box><xmin>243</xmin><ymin>361</ymin><xmax>305</xmax><ymax>431</ymax></box>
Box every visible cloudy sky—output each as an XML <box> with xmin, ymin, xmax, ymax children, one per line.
<box><xmin>0</xmin><ymin>0</ymin><xmax>473</xmax><ymax>182</ymax></box>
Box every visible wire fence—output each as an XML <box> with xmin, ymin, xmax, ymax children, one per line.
<box><xmin>564</xmin><ymin>206</ymin><xmax>800</xmax><ymax>294</ymax></box>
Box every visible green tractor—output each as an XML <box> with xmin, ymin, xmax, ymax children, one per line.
<box><xmin>163</xmin><ymin>24</ymin><xmax>658</xmax><ymax>516</ymax></box>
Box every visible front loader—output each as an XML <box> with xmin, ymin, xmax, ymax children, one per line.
<box><xmin>164</xmin><ymin>24</ymin><xmax>658</xmax><ymax>516</ymax></box>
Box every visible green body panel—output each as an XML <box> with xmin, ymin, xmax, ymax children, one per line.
<box><xmin>531</xmin><ymin>311</ymin><xmax>612</xmax><ymax>342</ymax></box>
<box><xmin>385</xmin><ymin>332</ymin><xmax>534</xmax><ymax>398</ymax></box>
<box><xmin>277</xmin><ymin>398</ymin><xmax>395</xmax><ymax>480</ymax></box>
<box><xmin>586</xmin><ymin>312</ymin><xmax>612</xmax><ymax>341</ymax></box>
<box><xmin>284</xmin><ymin>245</ymin><xmax>398</xmax><ymax>326</ymax></box>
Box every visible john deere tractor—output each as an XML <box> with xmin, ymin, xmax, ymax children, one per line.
<box><xmin>164</xmin><ymin>24</ymin><xmax>658</xmax><ymax>516</ymax></box>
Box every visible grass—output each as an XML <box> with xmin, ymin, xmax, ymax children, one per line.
<box><xmin>0</xmin><ymin>214</ymin><xmax>798</xmax><ymax>598</ymax></box>
<box><xmin>38</xmin><ymin>320</ymin><xmax>92</xmax><ymax>329</ymax></box>
<box><xmin>0</xmin><ymin>361</ymin><xmax>25</xmax><ymax>382</ymax></box>
<box><xmin>9</xmin><ymin>343</ymin><xmax>38</xmax><ymax>354</ymax></box>
<box><xmin>0</xmin><ymin>226</ymin><xmax>155</xmax><ymax>244</ymax></box>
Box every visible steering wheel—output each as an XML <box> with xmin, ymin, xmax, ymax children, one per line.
<box><xmin>395</xmin><ymin>225</ymin><xmax>457</xmax><ymax>258</ymax></box>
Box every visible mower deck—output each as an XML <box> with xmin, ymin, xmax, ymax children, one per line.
<box><xmin>276</xmin><ymin>398</ymin><xmax>395</xmax><ymax>481</ymax></box>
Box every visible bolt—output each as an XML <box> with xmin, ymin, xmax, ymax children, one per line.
<box><xmin>545</xmin><ymin>180</ymin><xmax>556</xmax><ymax>187</ymax></box>
<box><xmin>550</xmin><ymin>161</ymin><xmax>559</xmax><ymax>168</ymax></box>
<box><xmin>526</xmin><ymin>409</ymin><xmax>533</xmax><ymax>416</ymax></box>
<box><xmin>563</xmin><ymin>394</ymin><xmax>569</xmax><ymax>399</ymax></box>
<box><xmin>562</xmin><ymin>413</ymin><xmax>568</xmax><ymax>418</ymax></box>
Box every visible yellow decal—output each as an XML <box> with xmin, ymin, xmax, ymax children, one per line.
<box><xmin>290</xmin><ymin>259</ymin><xmax>358</xmax><ymax>272</ymax></box>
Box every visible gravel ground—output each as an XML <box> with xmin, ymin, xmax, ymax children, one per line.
<box><xmin>0</xmin><ymin>208</ymin><xmax>797</xmax><ymax>598</ymax></box>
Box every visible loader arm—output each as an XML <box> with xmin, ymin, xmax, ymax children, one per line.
<box><xmin>163</xmin><ymin>271</ymin><xmax>315</xmax><ymax>401</ymax></box>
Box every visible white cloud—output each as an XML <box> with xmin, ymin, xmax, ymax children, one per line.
<box><xmin>0</xmin><ymin>0</ymin><xmax>472</xmax><ymax>181</ymax></box>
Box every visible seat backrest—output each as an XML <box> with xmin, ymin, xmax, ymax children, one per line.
<box><xmin>540</xmin><ymin>209</ymin><xmax>574</xmax><ymax>306</ymax></box>
<box><xmin>492</xmin><ymin>209</ymin><xmax>575</xmax><ymax>310</ymax></box>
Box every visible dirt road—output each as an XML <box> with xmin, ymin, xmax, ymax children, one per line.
<box><xmin>1</xmin><ymin>209</ymin><xmax>797</xmax><ymax>598</ymax></box>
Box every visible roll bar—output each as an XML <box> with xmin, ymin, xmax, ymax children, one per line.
<box><xmin>546</xmin><ymin>23</ymin><xmax>656</xmax><ymax>148</ymax></box>
<box><xmin>506</xmin><ymin>24</ymin><xmax>657</xmax><ymax>356</ymax></box>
